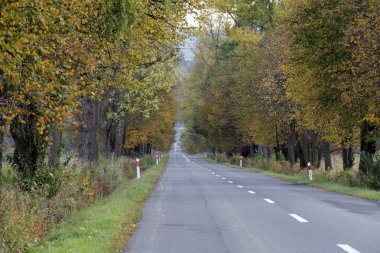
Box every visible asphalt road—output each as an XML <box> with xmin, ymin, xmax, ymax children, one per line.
<box><xmin>125</xmin><ymin>148</ymin><xmax>380</xmax><ymax>253</ymax></box>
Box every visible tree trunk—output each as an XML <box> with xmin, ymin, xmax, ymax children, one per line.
<box><xmin>267</xmin><ymin>147</ymin><xmax>272</xmax><ymax>160</ymax></box>
<box><xmin>78</xmin><ymin>96</ymin><xmax>99</xmax><ymax>165</ymax></box>
<box><xmin>342</xmin><ymin>145</ymin><xmax>354</xmax><ymax>170</ymax></box>
<box><xmin>317</xmin><ymin>144</ymin><xmax>323</xmax><ymax>168</ymax></box>
<box><xmin>287</xmin><ymin>120</ymin><xmax>296</xmax><ymax>165</ymax></box>
<box><xmin>10</xmin><ymin>112</ymin><xmax>49</xmax><ymax>190</ymax></box>
<box><xmin>139</xmin><ymin>143</ymin><xmax>146</xmax><ymax>155</ymax></box>
<box><xmin>114</xmin><ymin>119</ymin><xmax>126</xmax><ymax>157</ymax></box>
<box><xmin>262</xmin><ymin>146</ymin><xmax>267</xmax><ymax>159</ymax></box>
<box><xmin>0</xmin><ymin>117</ymin><xmax>4</xmax><ymax>173</ymax></box>
<box><xmin>310</xmin><ymin>132</ymin><xmax>320</xmax><ymax>167</ymax></box>
<box><xmin>299</xmin><ymin>130</ymin><xmax>320</xmax><ymax>167</ymax></box>
<box><xmin>251</xmin><ymin>144</ymin><xmax>256</xmax><ymax>157</ymax></box>
<box><xmin>102</xmin><ymin>124</ymin><xmax>112</xmax><ymax>158</ymax></box>
<box><xmin>300</xmin><ymin>138</ymin><xmax>310</xmax><ymax>166</ymax></box>
<box><xmin>48</xmin><ymin>126</ymin><xmax>63</xmax><ymax>167</ymax></box>
<box><xmin>322</xmin><ymin>141</ymin><xmax>332</xmax><ymax>170</ymax></box>
<box><xmin>147</xmin><ymin>143</ymin><xmax>152</xmax><ymax>155</ymax></box>
<box><xmin>275</xmin><ymin>130</ymin><xmax>281</xmax><ymax>161</ymax></box>
<box><xmin>297</xmin><ymin>141</ymin><xmax>307</xmax><ymax>168</ymax></box>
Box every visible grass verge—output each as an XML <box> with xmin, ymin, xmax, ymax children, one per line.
<box><xmin>29</xmin><ymin>156</ymin><xmax>168</xmax><ymax>253</ymax></box>
<box><xmin>249</xmin><ymin>167</ymin><xmax>380</xmax><ymax>201</ymax></box>
<box><xmin>203</xmin><ymin>156</ymin><xmax>380</xmax><ymax>201</ymax></box>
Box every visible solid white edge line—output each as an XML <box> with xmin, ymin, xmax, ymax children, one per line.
<box><xmin>289</xmin><ymin>214</ymin><xmax>308</xmax><ymax>223</ymax></box>
<box><xmin>228</xmin><ymin>181</ymin><xmax>234</xmax><ymax>183</ymax></box>
<box><xmin>182</xmin><ymin>154</ymin><xmax>190</xmax><ymax>163</ymax></box>
<box><xmin>263</xmin><ymin>198</ymin><xmax>275</xmax><ymax>204</ymax></box>
<box><xmin>248</xmin><ymin>190</ymin><xmax>256</xmax><ymax>194</ymax></box>
<box><xmin>237</xmin><ymin>185</ymin><xmax>244</xmax><ymax>188</ymax></box>
<box><xmin>337</xmin><ymin>244</ymin><xmax>360</xmax><ymax>253</ymax></box>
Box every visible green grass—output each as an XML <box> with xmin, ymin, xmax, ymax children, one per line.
<box><xmin>29</xmin><ymin>156</ymin><xmax>168</xmax><ymax>253</ymax></box>
<box><xmin>203</xmin><ymin>156</ymin><xmax>380</xmax><ymax>202</ymax></box>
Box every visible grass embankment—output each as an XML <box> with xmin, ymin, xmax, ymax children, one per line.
<box><xmin>29</xmin><ymin>156</ymin><xmax>168</xmax><ymax>253</ymax></box>
<box><xmin>204</xmin><ymin>157</ymin><xmax>380</xmax><ymax>201</ymax></box>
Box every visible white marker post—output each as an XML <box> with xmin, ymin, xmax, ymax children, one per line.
<box><xmin>240</xmin><ymin>156</ymin><xmax>243</xmax><ymax>167</ymax></box>
<box><xmin>136</xmin><ymin>158</ymin><xmax>141</xmax><ymax>179</ymax></box>
<box><xmin>156</xmin><ymin>154</ymin><xmax>159</xmax><ymax>165</ymax></box>
<box><xmin>307</xmin><ymin>162</ymin><xmax>313</xmax><ymax>181</ymax></box>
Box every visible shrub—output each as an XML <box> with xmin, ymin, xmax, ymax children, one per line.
<box><xmin>0</xmin><ymin>154</ymin><xmax>157</xmax><ymax>253</ymax></box>
<box><xmin>251</xmin><ymin>154</ymin><xmax>273</xmax><ymax>170</ymax></box>
<box><xmin>32</xmin><ymin>165</ymin><xmax>64</xmax><ymax>198</ymax></box>
<box><xmin>271</xmin><ymin>162</ymin><xmax>282</xmax><ymax>173</ymax></box>
<box><xmin>0</xmin><ymin>163</ymin><xmax>19</xmax><ymax>186</ymax></box>
<box><xmin>141</xmin><ymin>155</ymin><xmax>155</xmax><ymax>170</ymax></box>
<box><xmin>215</xmin><ymin>153</ymin><xmax>228</xmax><ymax>163</ymax></box>
<box><xmin>229</xmin><ymin>154</ymin><xmax>241</xmax><ymax>166</ymax></box>
<box><xmin>0</xmin><ymin>189</ymin><xmax>40</xmax><ymax>253</ymax></box>
<box><xmin>359</xmin><ymin>153</ymin><xmax>380</xmax><ymax>190</ymax></box>
<box><xmin>335</xmin><ymin>170</ymin><xmax>362</xmax><ymax>187</ymax></box>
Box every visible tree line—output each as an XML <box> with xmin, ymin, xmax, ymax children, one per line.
<box><xmin>182</xmin><ymin>0</ymin><xmax>379</xmax><ymax>173</ymax></box>
<box><xmin>0</xmin><ymin>0</ymin><xmax>200</xmax><ymax>190</ymax></box>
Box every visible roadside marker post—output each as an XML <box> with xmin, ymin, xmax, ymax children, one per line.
<box><xmin>156</xmin><ymin>154</ymin><xmax>159</xmax><ymax>165</ymax></box>
<box><xmin>308</xmin><ymin>162</ymin><xmax>313</xmax><ymax>181</ymax></box>
<box><xmin>240</xmin><ymin>156</ymin><xmax>243</xmax><ymax>167</ymax></box>
<box><xmin>136</xmin><ymin>158</ymin><xmax>141</xmax><ymax>179</ymax></box>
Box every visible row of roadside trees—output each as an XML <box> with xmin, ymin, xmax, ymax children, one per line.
<box><xmin>0</xmin><ymin>0</ymin><xmax>200</xmax><ymax>189</ymax></box>
<box><xmin>182</xmin><ymin>0</ymin><xmax>379</xmax><ymax>180</ymax></box>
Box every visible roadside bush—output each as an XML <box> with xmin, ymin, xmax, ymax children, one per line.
<box><xmin>0</xmin><ymin>189</ymin><xmax>40</xmax><ymax>253</ymax></box>
<box><xmin>141</xmin><ymin>155</ymin><xmax>155</xmax><ymax>170</ymax></box>
<box><xmin>229</xmin><ymin>154</ymin><xmax>241</xmax><ymax>166</ymax></box>
<box><xmin>32</xmin><ymin>165</ymin><xmax>64</xmax><ymax>198</ymax></box>
<box><xmin>251</xmin><ymin>154</ymin><xmax>272</xmax><ymax>170</ymax></box>
<box><xmin>245</xmin><ymin>158</ymin><xmax>254</xmax><ymax>167</ymax></box>
<box><xmin>215</xmin><ymin>153</ymin><xmax>228</xmax><ymax>163</ymax></box>
<box><xmin>0</xmin><ymin>154</ymin><xmax>156</xmax><ymax>252</ymax></box>
<box><xmin>122</xmin><ymin>158</ymin><xmax>137</xmax><ymax>179</ymax></box>
<box><xmin>271</xmin><ymin>162</ymin><xmax>282</xmax><ymax>173</ymax></box>
<box><xmin>335</xmin><ymin>170</ymin><xmax>362</xmax><ymax>187</ymax></box>
<box><xmin>0</xmin><ymin>163</ymin><xmax>19</xmax><ymax>186</ymax></box>
<box><xmin>359</xmin><ymin>153</ymin><xmax>380</xmax><ymax>190</ymax></box>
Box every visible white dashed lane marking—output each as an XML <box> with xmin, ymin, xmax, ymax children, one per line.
<box><xmin>289</xmin><ymin>214</ymin><xmax>308</xmax><ymax>223</ymax></box>
<box><xmin>237</xmin><ymin>185</ymin><xmax>244</xmax><ymax>188</ymax></box>
<box><xmin>337</xmin><ymin>244</ymin><xmax>361</xmax><ymax>253</ymax></box>
<box><xmin>228</xmin><ymin>181</ymin><xmax>234</xmax><ymax>184</ymax></box>
<box><xmin>222</xmin><ymin>178</ymin><xmax>226</xmax><ymax>180</ymax></box>
<box><xmin>263</xmin><ymin>198</ymin><xmax>275</xmax><ymax>204</ymax></box>
<box><xmin>192</xmin><ymin>162</ymin><xmax>203</xmax><ymax>168</ymax></box>
<box><xmin>248</xmin><ymin>190</ymin><xmax>256</xmax><ymax>194</ymax></box>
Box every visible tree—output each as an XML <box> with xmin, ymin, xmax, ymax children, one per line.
<box><xmin>340</xmin><ymin>0</ymin><xmax>379</xmax><ymax>171</ymax></box>
<box><xmin>0</xmin><ymin>1</ymin><xmax>85</xmax><ymax>187</ymax></box>
<box><xmin>283</xmin><ymin>0</ymin><xmax>364</xmax><ymax>169</ymax></box>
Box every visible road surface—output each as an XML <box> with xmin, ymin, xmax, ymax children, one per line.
<box><xmin>125</xmin><ymin>149</ymin><xmax>380</xmax><ymax>253</ymax></box>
